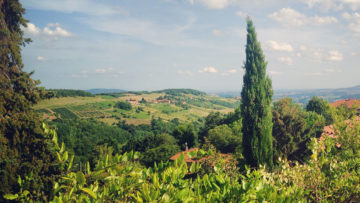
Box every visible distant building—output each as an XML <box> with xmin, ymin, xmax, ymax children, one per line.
<box><xmin>157</xmin><ymin>99</ymin><xmax>171</xmax><ymax>104</ymax></box>
<box><xmin>331</xmin><ymin>99</ymin><xmax>360</xmax><ymax>115</ymax></box>
<box><xmin>169</xmin><ymin>148</ymin><xmax>231</xmax><ymax>166</ymax></box>
<box><xmin>128</xmin><ymin>98</ymin><xmax>138</xmax><ymax>104</ymax></box>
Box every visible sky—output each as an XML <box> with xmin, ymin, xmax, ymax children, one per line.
<box><xmin>21</xmin><ymin>0</ymin><xmax>360</xmax><ymax>91</ymax></box>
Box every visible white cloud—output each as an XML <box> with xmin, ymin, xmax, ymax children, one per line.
<box><xmin>73</xmin><ymin>67</ymin><xmax>123</xmax><ymax>78</ymax></box>
<box><xmin>95</xmin><ymin>67</ymin><xmax>124</xmax><ymax>77</ymax></box>
<box><xmin>341</xmin><ymin>0</ymin><xmax>360</xmax><ymax>10</ymax></box>
<box><xmin>327</xmin><ymin>50</ymin><xmax>343</xmax><ymax>61</ymax></box>
<box><xmin>189</xmin><ymin>0</ymin><xmax>230</xmax><ymax>9</ymax></box>
<box><xmin>212</xmin><ymin>29</ymin><xmax>224</xmax><ymax>36</ymax></box>
<box><xmin>325</xmin><ymin>68</ymin><xmax>342</xmax><ymax>73</ymax></box>
<box><xmin>342</xmin><ymin>12</ymin><xmax>360</xmax><ymax>34</ymax></box>
<box><xmin>199</xmin><ymin>66</ymin><xmax>218</xmax><ymax>73</ymax></box>
<box><xmin>277</xmin><ymin>57</ymin><xmax>293</xmax><ymax>65</ymax></box>
<box><xmin>24</xmin><ymin>23</ymin><xmax>40</xmax><ymax>35</ymax></box>
<box><xmin>23</xmin><ymin>22</ymin><xmax>73</xmax><ymax>40</ymax></box>
<box><xmin>84</xmin><ymin>16</ymin><xmax>198</xmax><ymax>46</ymax></box>
<box><xmin>177</xmin><ymin>70</ymin><xmax>193</xmax><ymax>76</ymax></box>
<box><xmin>71</xmin><ymin>70</ymin><xmax>88</xmax><ymax>78</ymax></box>
<box><xmin>235</xmin><ymin>11</ymin><xmax>248</xmax><ymax>18</ymax></box>
<box><xmin>222</xmin><ymin>69</ymin><xmax>238</xmax><ymax>76</ymax></box>
<box><xmin>267</xmin><ymin>40</ymin><xmax>294</xmax><ymax>52</ymax></box>
<box><xmin>302</xmin><ymin>0</ymin><xmax>343</xmax><ymax>11</ymax></box>
<box><xmin>23</xmin><ymin>0</ymin><xmax>128</xmax><ymax>16</ymax></box>
<box><xmin>269</xmin><ymin>8</ymin><xmax>338</xmax><ymax>27</ymax></box>
<box><xmin>95</xmin><ymin>67</ymin><xmax>114</xmax><ymax>73</ymax></box>
<box><xmin>43</xmin><ymin>23</ymin><xmax>72</xmax><ymax>38</ymax></box>
<box><xmin>269</xmin><ymin>8</ymin><xmax>306</xmax><ymax>26</ymax></box>
<box><xmin>300</xmin><ymin>45</ymin><xmax>307</xmax><ymax>51</ymax></box>
<box><xmin>37</xmin><ymin>56</ymin><xmax>48</xmax><ymax>61</ymax></box>
<box><xmin>269</xmin><ymin>70</ymin><xmax>283</xmax><ymax>75</ymax></box>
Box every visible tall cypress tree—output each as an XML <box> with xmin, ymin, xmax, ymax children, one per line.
<box><xmin>0</xmin><ymin>0</ymin><xmax>60</xmax><ymax>201</ymax></box>
<box><xmin>241</xmin><ymin>18</ymin><xmax>273</xmax><ymax>168</ymax></box>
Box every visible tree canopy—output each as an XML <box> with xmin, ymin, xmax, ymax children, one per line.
<box><xmin>241</xmin><ymin>18</ymin><xmax>274</xmax><ymax>168</ymax></box>
<box><xmin>0</xmin><ymin>1</ymin><xmax>60</xmax><ymax>201</ymax></box>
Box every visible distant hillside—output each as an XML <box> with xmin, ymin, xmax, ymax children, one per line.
<box><xmin>86</xmin><ymin>88</ymin><xmax>127</xmax><ymax>94</ymax></box>
<box><xmin>213</xmin><ymin>85</ymin><xmax>360</xmax><ymax>104</ymax></box>
<box><xmin>34</xmin><ymin>91</ymin><xmax>239</xmax><ymax>125</ymax></box>
<box><xmin>154</xmin><ymin>88</ymin><xmax>206</xmax><ymax>96</ymax></box>
<box><xmin>48</xmin><ymin>89</ymin><xmax>93</xmax><ymax>97</ymax></box>
<box><xmin>274</xmin><ymin>85</ymin><xmax>360</xmax><ymax>104</ymax></box>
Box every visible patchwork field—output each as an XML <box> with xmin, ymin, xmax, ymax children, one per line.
<box><xmin>34</xmin><ymin>92</ymin><xmax>240</xmax><ymax>125</ymax></box>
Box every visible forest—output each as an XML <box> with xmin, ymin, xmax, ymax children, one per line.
<box><xmin>1</xmin><ymin>0</ymin><xmax>360</xmax><ymax>202</ymax></box>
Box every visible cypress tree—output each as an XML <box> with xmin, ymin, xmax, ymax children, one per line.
<box><xmin>0</xmin><ymin>0</ymin><xmax>60</xmax><ymax>201</ymax></box>
<box><xmin>241</xmin><ymin>18</ymin><xmax>273</xmax><ymax>168</ymax></box>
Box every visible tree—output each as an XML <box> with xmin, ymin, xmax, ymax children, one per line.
<box><xmin>272</xmin><ymin>98</ymin><xmax>325</xmax><ymax>162</ymax></box>
<box><xmin>207</xmin><ymin>124</ymin><xmax>242</xmax><ymax>153</ymax></box>
<box><xmin>306</xmin><ymin>96</ymin><xmax>335</xmax><ymax>125</ymax></box>
<box><xmin>0</xmin><ymin>0</ymin><xmax>60</xmax><ymax>201</ymax></box>
<box><xmin>173</xmin><ymin>123</ymin><xmax>198</xmax><ymax>150</ymax></box>
<box><xmin>114</xmin><ymin>101</ymin><xmax>132</xmax><ymax>110</ymax></box>
<box><xmin>241</xmin><ymin>18</ymin><xmax>273</xmax><ymax>168</ymax></box>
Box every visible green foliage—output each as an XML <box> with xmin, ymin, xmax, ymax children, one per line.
<box><xmin>141</xmin><ymin>144</ymin><xmax>180</xmax><ymax>166</ymax></box>
<box><xmin>306</xmin><ymin>96</ymin><xmax>335</xmax><ymax>125</ymax></box>
<box><xmin>48</xmin><ymin>89</ymin><xmax>93</xmax><ymax>98</ymax></box>
<box><xmin>173</xmin><ymin>123</ymin><xmax>198</xmax><ymax>149</ymax></box>
<box><xmin>114</xmin><ymin>101</ymin><xmax>132</xmax><ymax>110</ymax></box>
<box><xmin>207</xmin><ymin>124</ymin><xmax>242</xmax><ymax>153</ymax></box>
<box><xmin>0</xmin><ymin>1</ymin><xmax>61</xmax><ymax>201</ymax></box>
<box><xmin>52</xmin><ymin>107</ymin><xmax>78</xmax><ymax>119</ymax></box>
<box><xmin>272</xmin><ymin>98</ymin><xmax>325</xmax><ymax>162</ymax></box>
<box><xmin>49</xmin><ymin>118</ymin><xmax>131</xmax><ymax>166</ymax></box>
<box><xmin>335</xmin><ymin>102</ymin><xmax>359</xmax><ymax>121</ymax></box>
<box><xmin>155</xmin><ymin>88</ymin><xmax>206</xmax><ymax>96</ymax></box>
<box><xmin>241</xmin><ymin>18</ymin><xmax>273</xmax><ymax>168</ymax></box>
<box><xmin>271</xmin><ymin>121</ymin><xmax>360</xmax><ymax>202</ymax></box>
<box><xmin>7</xmin><ymin>117</ymin><xmax>360</xmax><ymax>202</ymax></box>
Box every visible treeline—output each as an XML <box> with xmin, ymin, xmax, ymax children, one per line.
<box><xmin>48</xmin><ymin>89</ymin><xmax>93</xmax><ymax>98</ymax></box>
<box><xmin>48</xmin><ymin>116</ymin><xmax>201</xmax><ymax>168</ymax></box>
<box><xmin>154</xmin><ymin>88</ymin><xmax>206</xmax><ymax>96</ymax></box>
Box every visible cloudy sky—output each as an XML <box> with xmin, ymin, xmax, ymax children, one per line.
<box><xmin>21</xmin><ymin>0</ymin><xmax>360</xmax><ymax>91</ymax></box>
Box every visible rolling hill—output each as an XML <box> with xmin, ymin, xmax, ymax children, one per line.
<box><xmin>34</xmin><ymin>89</ymin><xmax>240</xmax><ymax>125</ymax></box>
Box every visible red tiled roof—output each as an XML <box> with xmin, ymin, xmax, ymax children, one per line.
<box><xmin>169</xmin><ymin>148</ymin><xmax>231</xmax><ymax>163</ymax></box>
<box><xmin>331</xmin><ymin>99</ymin><xmax>360</xmax><ymax>108</ymax></box>
<box><xmin>320</xmin><ymin>116</ymin><xmax>360</xmax><ymax>148</ymax></box>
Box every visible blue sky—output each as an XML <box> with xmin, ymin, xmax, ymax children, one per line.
<box><xmin>21</xmin><ymin>0</ymin><xmax>360</xmax><ymax>91</ymax></box>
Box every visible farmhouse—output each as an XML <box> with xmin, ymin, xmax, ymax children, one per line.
<box><xmin>169</xmin><ymin>147</ymin><xmax>231</xmax><ymax>166</ymax></box>
<box><xmin>331</xmin><ymin>99</ymin><xmax>360</xmax><ymax>115</ymax></box>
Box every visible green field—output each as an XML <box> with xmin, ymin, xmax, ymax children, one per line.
<box><xmin>34</xmin><ymin>92</ymin><xmax>239</xmax><ymax>125</ymax></box>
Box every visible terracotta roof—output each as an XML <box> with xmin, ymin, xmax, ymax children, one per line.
<box><xmin>331</xmin><ymin>99</ymin><xmax>360</xmax><ymax>108</ymax></box>
<box><xmin>169</xmin><ymin>148</ymin><xmax>231</xmax><ymax>163</ymax></box>
<box><xmin>320</xmin><ymin>116</ymin><xmax>360</xmax><ymax>149</ymax></box>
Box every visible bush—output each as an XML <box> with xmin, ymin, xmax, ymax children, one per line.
<box><xmin>207</xmin><ymin>124</ymin><xmax>241</xmax><ymax>153</ymax></box>
<box><xmin>114</xmin><ymin>101</ymin><xmax>132</xmax><ymax>110</ymax></box>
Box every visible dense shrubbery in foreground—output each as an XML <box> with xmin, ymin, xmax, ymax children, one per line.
<box><xmin>5</xmin><ymin>118</ymin><xmax>359</xmax><ymax>202</ymax></box>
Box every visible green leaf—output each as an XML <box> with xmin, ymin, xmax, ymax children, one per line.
<box><xmin>3</xmin><ymin>194</ymin><xmax>18</xmax><ymax>200</ymax></box>
<box><xmin>63</xmin><ymin>151</ymin><xmax>68</xmax><ymax>162</ymax></box>
<box><xmin>76</xmin><ymin>171</ymin><xmax>86</xmax><ymax>185</ymax></box>
<box><xmin>17</xmin><ymin>176</ymin><xmax>22</xmax><ymax>187</ymax></box>
<box><xmin>86</xmin><ymin>161</ymin><xmax>90</xmax><ymax>174</ymax></box>
<box><xmin>80</xmin><ymin>188</ymin><xmax>97</xmax><ymax>199</ymax></box>
<box><xmin>67</xmin><ymin>155</ymin><xmax>74</xmax><ymax>172</ymax></box>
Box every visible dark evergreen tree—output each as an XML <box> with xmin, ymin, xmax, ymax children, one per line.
<box><xmin>0</xmin><ymin>0</ymin><xmax>60</xmax><ymax>201</ymax></box>
<box><xmin>241</xmin><ymin>18</ymin><xmax>273</xmax><ymax>168</ymax></box>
